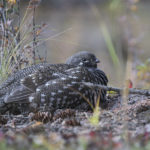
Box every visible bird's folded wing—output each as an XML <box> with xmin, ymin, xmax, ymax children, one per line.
<box><xmin>0</xmin><ymin>63</ymin><xmax>52</xmax><ymax>94</ymax></box>
<box><xmin>3</xmin><ymin>71</ymin><xmax>69</xmax><ymax>104</ymax></box>
<box><xmin>4</xmin><ymin>85</ymin><xmax>34</xmax><ymax>104</ymax></box>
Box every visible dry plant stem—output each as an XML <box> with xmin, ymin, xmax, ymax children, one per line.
<box><xmin>17</xmin><ymin>0</ymin><xmax>21</xmax><ymax>43</ymax></box>
<box><xmin>69</xmin><ymin>87</ymin><xmax>94</xmax><ymax>110</ymax></box>
<box><xmin>83</xmin><ymin>82</ymin><xmax>150</xmax><ymax>96</ymax></box>
<box><xmin>33</xmin><ymin>5</ymin><xmax>36</xmax><ymax>64</ymax></box>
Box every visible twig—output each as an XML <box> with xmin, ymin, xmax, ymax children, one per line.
<box><xmin>17</xmin><ymin>0</ymin><xmax>21</xmax><ymax>43</ymax></box>
<box><xmin>82</xmin><ymin>82</ymin><xmax>150</xmax><ymax>96</ymax></box>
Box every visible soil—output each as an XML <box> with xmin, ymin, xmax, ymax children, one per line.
<box><xmin>0</xmin><ymin>94</ymin><xmax>150</xmax><ymax>150</ymax></box>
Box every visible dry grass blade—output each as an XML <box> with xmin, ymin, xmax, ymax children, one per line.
<box><xmin>69</xmin><ymin>87</ymin><xmax>94</xmax><ymax>111</ymax></box>
<box><xmin>89</xmin><ymin>91</ymin><xmax>101</xmax><ymax>126</ymax></box>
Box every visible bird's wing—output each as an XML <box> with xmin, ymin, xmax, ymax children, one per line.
<box><xmin>0</xmin><ymin>63</ymin><xmax>49</xmax><ymax>96</ymax></box>
<box><xmin>3</xmin><ymin>69</ymin><xmax>70</xmax><ymax>104</ymax></box>
<box><xmin>4</xmin><ymin>84</ymin><xmax>34</xmax><ymax>104</ymax></box>
<box><xmin>0</xmin><ymin>63</ymin><xmax>73</xmax><ymax>94</ymax></box>
<box><xmin>3</xmin><ymin>71</ymin><xmax>44</xmax><ymax>104</ymax></box>
<box><xmin>3</xmin><ymin>70</ymin><xmax>42</xmax><ymax>104</ymax></box>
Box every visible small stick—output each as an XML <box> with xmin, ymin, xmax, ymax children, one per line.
<box><xmin>83</xmin><ymin>82</ymin><xmax>150</xmax><ymax>96</ymax></box>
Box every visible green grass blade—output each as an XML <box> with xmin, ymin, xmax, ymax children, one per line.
<box><xmin>101</xmin><ymin>23</ymin><xmax>120</xmax><ymax>68</ymax></box>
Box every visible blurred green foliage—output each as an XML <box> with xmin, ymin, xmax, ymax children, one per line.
<box><xmin>101</xmin><ymin>23</ymin><xmax>120</xmax><ymax>68</ymax></box>
<box><xmin>136</xmin><ymin>58</ymin><xmax>150</xmax><ymax>88</ymax></box>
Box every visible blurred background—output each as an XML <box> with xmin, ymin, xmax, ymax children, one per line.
<box><xmin>1</xmin><ymin>0</ymin><xmax>150</xmax><ymax>87</ymax></box>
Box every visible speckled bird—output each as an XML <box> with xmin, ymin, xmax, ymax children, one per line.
<box><xmin>0</xmin><ymin>51</ymin><xmax>108</xmax><ymax>114</ymax></box>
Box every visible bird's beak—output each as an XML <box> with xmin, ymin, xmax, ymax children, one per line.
<box><xmin>95</xmin><ymin>58</ymin><xmax>100</xmax><ymax>63</ymax></box>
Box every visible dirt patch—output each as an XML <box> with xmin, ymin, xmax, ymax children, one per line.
<box><xmin>0</xmin><ymin>94</ymin><xmax>150</xmax><ymax>150</ymax></box>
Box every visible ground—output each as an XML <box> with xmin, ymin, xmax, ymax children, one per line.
<box><xmin>0</xmin><ymin>94</ymin><xmax>150</xmax><ymax>150</ymax></box>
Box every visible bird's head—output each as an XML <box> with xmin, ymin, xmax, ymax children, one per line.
<box><xmin>66</xmin><ymin>51</ymin><xmax>100</xmax><ymax>68</ymax></box>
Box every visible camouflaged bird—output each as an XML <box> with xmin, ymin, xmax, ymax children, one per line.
<box><xmin>0</xmin><ymin>51</ymin><xmax>108</xmax><ymax>114</ymax></box>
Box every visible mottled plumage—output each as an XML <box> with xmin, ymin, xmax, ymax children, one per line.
<box><xmin>0</xmin><ymin>51</ymin><xmax>108</xmax><ymax>114</ymax></box>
